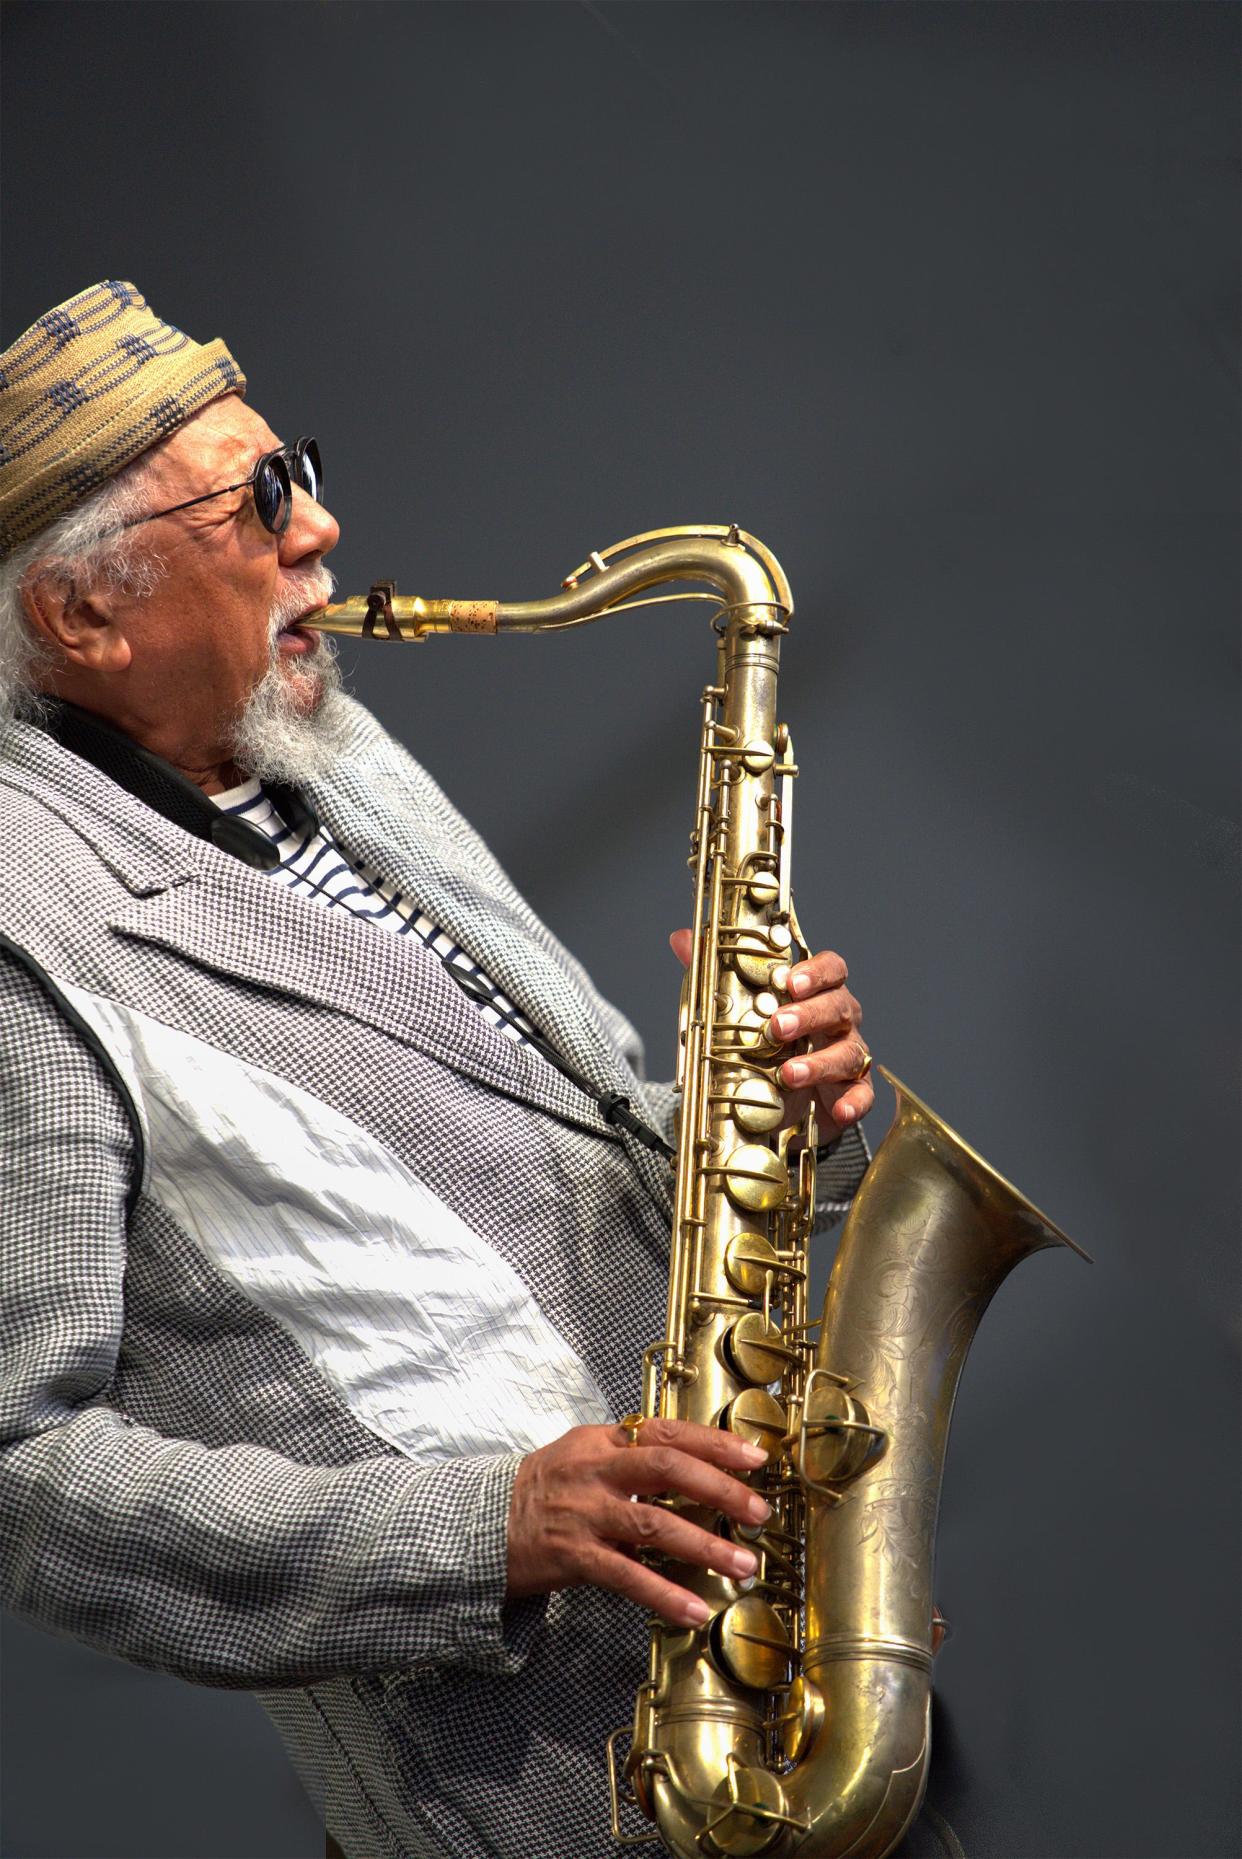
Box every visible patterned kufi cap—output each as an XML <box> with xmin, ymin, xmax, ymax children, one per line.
<box><xmin>0</xmin><ymin>280</ymin><xmax>246</xmax><ymax>559</ymax></box>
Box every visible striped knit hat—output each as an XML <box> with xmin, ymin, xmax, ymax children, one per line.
<box><xmin>0</xmin><ymin>280</ymin><xmax>246</xmax><ymax>559</ymax></box>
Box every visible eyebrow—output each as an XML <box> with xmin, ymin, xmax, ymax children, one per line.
<box><xmin>216</xmin><ymin>434</ymin><xmax>284</xmax><ymax>477</ymax></box>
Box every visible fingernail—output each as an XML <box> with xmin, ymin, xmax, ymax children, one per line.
<box><xmin>739</xmin><ymin>1442</ymin><xmax>768</xmax><ymax>1466</ymax></box>
<box><xmin>770</xmin><ymin>1010</ymin><xmax>797</xmax><ymax>1038</ymax></box>
<box><xmin>684</xmin><ymin>1596</ymin><xmax>712</xmax><ymax>1625</ymax></box>
<box><xmin>838</xmin><ymin>1104</ymin><xmax>856</xmax><ymax>1123</ymax></box>
<box><xmin>747</xmin><ymin>1495</ymin><xmax>771</xmax><ymax>1524</ymax></box>
<box><xmin>782</xmin><ymin>1059</ymin><xmax>808</xmax><ymax>1085</ymax></box>
<box><xmin>787</xmin><ymin>971</ymin><xmax>810</xmax><ymax>997</ymax></box>
<box><xmin>730</xmin><ymin>1548</ymin><xmax>759</xmax><ymax>1578</ymax></box>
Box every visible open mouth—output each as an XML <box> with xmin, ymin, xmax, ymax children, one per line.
<box><xmin>276</xmin><ymin>613</ymin><xmax>322</xmax><ymax>654</ymax></box>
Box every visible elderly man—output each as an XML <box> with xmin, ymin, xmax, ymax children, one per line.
<box><xmin>0</xmin><ymin>283</ymin><xmax>874</xmax><ymax>1859</ymax></box>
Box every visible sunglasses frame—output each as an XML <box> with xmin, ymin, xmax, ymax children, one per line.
<box><xmin>118</xmin><ymin>436</ymin><xmax>323</xmax><ymax>537</ymax></box>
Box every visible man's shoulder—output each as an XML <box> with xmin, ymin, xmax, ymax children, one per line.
<box><xmin>304</xmin><ymin>695</ymin><xmax>500</xmax><ymax>869</ymax></box>
<box><xmin>308</xmin><ymin>693</ymin><xmax>454</xmax><ymax>809</ymax></box>
<box><xmin>0</xmin><ymin>716</ymin><xmax>198</xmax><ymax>905</ymax></box>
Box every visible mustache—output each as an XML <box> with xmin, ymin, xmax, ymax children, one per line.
<box><xmin>268</xmin><ymin>567</ymin><xmax>337</xmax><ymax>637</ymax></box>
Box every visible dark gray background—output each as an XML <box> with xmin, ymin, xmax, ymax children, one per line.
<box><xmin>1</xmin><ymin>2</ymin><xmax>1237</xmax><ymax>1856</ymax></box>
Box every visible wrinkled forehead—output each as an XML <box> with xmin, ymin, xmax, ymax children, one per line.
<box><xmin>156</xmin><ymin>394</ymin><xmax>281</xmax><ymax>488</ymax></box>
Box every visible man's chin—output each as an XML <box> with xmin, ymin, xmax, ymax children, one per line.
<box><xmin>228</xmin><ymin>638</ymin><xmax>351</xmax><ymax>786</ymax></box>
<box><xmin>278</xmin><ymin>654</ymin><xmax>327</xmax><ymax>715</ymax></box>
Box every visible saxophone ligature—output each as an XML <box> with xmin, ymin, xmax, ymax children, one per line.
<box><xmin>313</xmin><ymin>526</ymin><xmax>1086</xmax><ymax>1859</ymax></box>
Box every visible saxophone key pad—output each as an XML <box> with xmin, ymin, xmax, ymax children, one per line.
<box><xmin>724</xmin><ymin>1230</ymin><xmax>781</xmax><ymax>1295</ymax></box>
<box><xmin>739</xmin><ymin>738</ymin><xmax>776</xmax><ymax>776</ymax></box>
<box><xmin>721</xmin><ymin>1143</ymin><xmax>789</xmax><ymax>1213</ymax></box>
<box><xmin>731</xmin><ymin>1009</ymin><xmax>780</xmax><ymax>1056</ymax></box>
<box><xmin>721</xmin><ymin>1387</ymin><xmax>786</xmax><ymax>1456</ymax></box>
<box><xmin>722</xmin><ymin>1311</ymin><xmax>794</xmax><ymax>1387</ymax></box>
<box><xmin>702</xmin><ymin>1765</ymin><xmax>789</xmax><ymax>1859</ymax></box>
<box><xmin>728</xmin><ymin>1076</ymin><xmax>784</xmax><ymax>1136</ymax></box>
<box><xmin>708</xmin><ymin>1595</ymin><xmax>792</xmax><ymax>1694</ymax></box>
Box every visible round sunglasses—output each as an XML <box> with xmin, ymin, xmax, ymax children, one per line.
<box><xmin>119</xmin><ymin>436</ymin><xmax>323</xmax><ymax>537</ymax></box>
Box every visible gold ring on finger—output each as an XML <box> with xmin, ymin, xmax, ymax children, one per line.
<box><xmin>617</xmin><ymin>1411</ymin><xmax>645</xmax><ymax>1448</ymax></box>
<box><xmin>855</xmin><ymin>1045</ymin><xmax>873</xmax><ymax>1080</ymax></box>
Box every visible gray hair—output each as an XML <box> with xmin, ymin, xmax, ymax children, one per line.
<box><xmin>0</xmin><ymin>449</ymin><xmax>167</xmax><ymax>721</ymax></box>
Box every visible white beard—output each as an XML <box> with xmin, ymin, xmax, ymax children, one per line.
<box><xmin>227</xmin><ymin>570</ymin><xmax>355</xmax><ymax>786</ymax></box>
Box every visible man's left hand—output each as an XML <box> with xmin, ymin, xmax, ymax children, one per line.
<box><xmin>669</xmin><ymin>932</ymin><xmax>874</xmax><ymax>1137</ymax></box>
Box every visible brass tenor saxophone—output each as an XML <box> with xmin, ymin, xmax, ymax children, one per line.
<box><xmin>314</xmin><ymin>526</ymin><xmax>1085</xmax><ymax>1859</ymax></box>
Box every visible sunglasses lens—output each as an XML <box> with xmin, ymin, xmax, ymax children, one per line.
<box><xmin>294</xmin><ymin>437</ymin><xmax>323</xmax><ymax>503</ymax></box>
<box><xmin>255</xmin><ymin>456</ymin><xmax>292</xmax><ymax>534</ymax></box>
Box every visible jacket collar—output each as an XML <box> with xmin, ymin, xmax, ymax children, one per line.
<box><xmin>32</xmin><ymin>700</ymin><xmax>311</xmax><ymax>873</ymax></box>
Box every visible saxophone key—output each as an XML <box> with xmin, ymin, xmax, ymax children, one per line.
<box><xmin>729</xmin><ymin>932</ymin><xmax>789</xmax><ymax>991</ymax></box>
<box><xmin>723</xmin><ymin>1230</ymin><xmax>781</xmax><ymax>1297</ymax></box>
<box><xmin>720</xmin><ymin>1388</ymin><xmax>786</xmax><ymax>1459</ymax></box>
<box><xmin>708</xmin><ymin>1595</ymin><xmax>793</xmax><ymax>1693</ymax></box>
<box><xmin>719</xmin><ymin>1144</ymin><xmax>789</xmax><ymax>1214</ymax></box>
<box><xmin>774</xmin><ymin>1675</ymin><xmax>824</xmax><ymax>1767</ymax></box>
<box><xmin>799</xmin><ymin>1374</ymin><xmax>886</xmax><ymax>1491</ymax></box>
<box><xmin>721</xmin><ymin>1312</ymin><xmax>798</xmax><ymax>1387</ymax></box>
<box><xmin>727</xmin><ymin>1077</ymin><xmax>784</xmax><ymax>1136</ymax></box>
<box><xmin>701</xmin><ymin>1765</ymin><xmax>791</xmax><ymax>1859</ymax></box>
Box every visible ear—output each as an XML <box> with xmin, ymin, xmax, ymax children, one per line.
<box><xmin>20</xmin><ymin>567</ymin><xmax>133</xmax><ymax>675</ymax></box>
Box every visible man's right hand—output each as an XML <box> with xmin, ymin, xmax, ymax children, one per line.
<box><xmin>506</xmin><ymin>1417</ymin><xmax>771</xmax><ymax>1627</ymax></box>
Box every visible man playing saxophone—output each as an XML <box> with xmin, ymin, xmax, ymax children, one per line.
<box><xmin>0</xmin><ymin>283</ymin><xmax>876</xmax><ymax>1859</ymax></box>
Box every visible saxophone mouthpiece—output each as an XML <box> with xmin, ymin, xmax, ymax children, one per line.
<box><xmin>313</xmin><ymin>581</ymin><xmax>500</xmax><ymax>641</ymax></box>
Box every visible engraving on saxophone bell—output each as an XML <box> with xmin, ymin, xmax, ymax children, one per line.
<box><xmin>721</xmin><ymin>1143</ymin><xmax>789</xmax><ymax>1213</ymax></box>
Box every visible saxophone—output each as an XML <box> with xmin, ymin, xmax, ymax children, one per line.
<box><xmin>314</xmin><ymin>526</ymin><xmax>1085</xmax><ymax>1859</ymax></box>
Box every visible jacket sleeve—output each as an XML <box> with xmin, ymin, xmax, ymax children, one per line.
<box><xmin>0</xmin><ymin>951</ymin><xmax>543</xmax><ymax>1690</ymax></box>
<box><xmin>813</xmin><ymin>1122</ymin><xmax>872</xmax><ymax>1230</ymax></box>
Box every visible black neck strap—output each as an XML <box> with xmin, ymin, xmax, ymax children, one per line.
<box><xmin>32</xmin><ymin>700</ymin><xmax>316</xmax><ymax>872</ymax></box>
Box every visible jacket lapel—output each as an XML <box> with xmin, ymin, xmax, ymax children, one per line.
<box><xmin>109</xmin><ymin>856</ymin><xmax>630</xmax><ymax>1148</ymax></box>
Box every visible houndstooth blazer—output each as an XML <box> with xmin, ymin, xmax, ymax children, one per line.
<box><xmin>0</xmin><ymin>696</ymin><xmax>868</xmax><ymax>1859</ymax></box>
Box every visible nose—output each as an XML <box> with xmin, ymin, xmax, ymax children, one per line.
<box><xmin>279</xmin><ymin>482</ymin><xmax>340</xmax><ymax>565</ymax></box>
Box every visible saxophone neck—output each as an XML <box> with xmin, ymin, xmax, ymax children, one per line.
<box><xmin>308</xmin><ymin>525</ymin><xmax>793</xmax><ymax>643</ymax></box>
